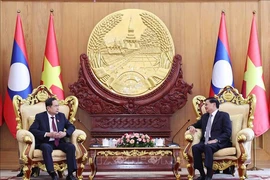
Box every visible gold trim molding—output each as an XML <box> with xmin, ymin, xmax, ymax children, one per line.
<box><xmin>96</xmin><ymin>149</ymin><xmax>173</xmax><ymax>156</ymax></box>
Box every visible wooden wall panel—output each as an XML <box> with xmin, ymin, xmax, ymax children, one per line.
<box><xmin>259</xmin><ymin>1</ymin><xmax>270</xmax><ymax>155</ymax></box>
<box><xmin>229</xmin><ymin>2</ymin><xmax>248</xmax><ymax>90</ymax></box>
<box><xmin>169</xmin><ymin>2</ymin><xmax>188</xmax><ymax>143</ymax></box>
<box><xmin>61</xmin><ymin>3</ymin><xmax>80</xmax><ymax>95</ymax></box>
<box><xmin>1</xmin><ymin>0</ymin><xmax>270</xmax><ymax>169</ymax></box>
<box><xmin>200</xmin><ymin>2</ymin><xmax>217</xmax><ymax>94</ymax></box>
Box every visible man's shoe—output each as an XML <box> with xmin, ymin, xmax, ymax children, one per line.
<box><xmin>31</xmin><ymin>167</ymin><xmax>40</xmax><ymax>177</ymax></box>
<box><xmin>66</xmin><ymin>174</ymin><xmax>77</xmax><ymax>180</ymax></box>
<box><xmin>49</xmin><ymin>172</ymin><xmax>59</xmax><ymax>180</ymax></box>
<box><xmin>196</xmin><ymin>176</ymin><xmax>205</xmax><ymax>180</ymax></box>
<box><xmin>205</xmin><ymin>177</ymin><xmax>212</xmax><ymax>180</ymax></box>
<box><xmin>16</xmin><ymin>168</ymin><xmax>24</xmax><ymax>177</ymax></box>
<box><xmin>52</xmin><ymin>176</ymin><xmax>59</xmax><ymax>180</ymax></box>
<box><xmin>223</xmin><ymin>166</ymin><xmax>235</xmax><ymax>175</ymax></box>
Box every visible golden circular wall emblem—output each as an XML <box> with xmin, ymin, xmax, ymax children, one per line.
<box><xmin>87</xmin><ymin>9</ymin><xmax>175</xmax><ymax>97</ymax></box>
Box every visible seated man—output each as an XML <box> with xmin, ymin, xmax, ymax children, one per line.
<box><xmin>29</xmin><ymin>97</ymin><xmax>77</xmax><ymax>180</ymax></box>
<box><xmin>188</xmin><ymin>97</ymin><xmax>232</xmax><ymax>180</ymax></box>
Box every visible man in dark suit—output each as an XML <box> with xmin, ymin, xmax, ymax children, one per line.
<box><xmin>188</xmin><ymin>97</ymin><xmax>232</xmax><ymax>180</ymax></box>
<box><xmin>29</xmin><ymin>97</ymin><xmax>77</xmax><ymax>180</ymax></box>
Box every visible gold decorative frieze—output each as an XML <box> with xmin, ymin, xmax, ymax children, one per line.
<box><xmin>96</xmin><ymin>149</ymin><xmax>173</xmax><ymax>157</ymax></box>
<box><xmin>212</xmin><ymin>160</ymin><xmax>236</xmax><ymax>170</ymax></box>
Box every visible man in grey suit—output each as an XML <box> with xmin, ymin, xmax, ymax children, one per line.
<box><xmin>29</xmin><ymin>97</ymin><xmax>77</xmax><ymax>180</ymax></box>
<box><xmin>188</xmin><ymin>97</ymin><xmax>232</xmax><ymax>180</ymax></box>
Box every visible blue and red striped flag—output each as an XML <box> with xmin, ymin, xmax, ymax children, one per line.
<box><xmin>3</xmin><ymin>14</ymin><xmax>33</xmax><ymax>138</ymax></box>
<box><xmin>209</xmin><ymin>12</ymin><xmax>234</xmax><ymax>96</ymax></box>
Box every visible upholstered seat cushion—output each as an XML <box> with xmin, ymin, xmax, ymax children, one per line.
<box><xmin>213</xmin><ymin>147</ymin><xmax>236</xmax><ymax>157</ymax></box>
<box><xmin>33</xmin><ymin>149</ymin><xmax>66</xmax><ymax>158</ymax></box>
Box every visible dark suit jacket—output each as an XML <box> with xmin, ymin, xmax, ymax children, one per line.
<box><xmin>29</xmin><ymin>111</ymin><xmax>75</xmax><ymax>148</ymax></box>
<box><xmin>192</xmin><ymin>110</ymin><xmax>232</xmax><ymax>148</ymax></box>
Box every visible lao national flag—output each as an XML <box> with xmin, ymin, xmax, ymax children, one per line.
<box><xmin>3</xmin><ymin>14</ymin><xmax>33</xmax><ymax>138</ymax></box>
<box><xmin>209</xmin><ymin>12</ymin><xmax>234</xmax><ymax>96</ymax></box>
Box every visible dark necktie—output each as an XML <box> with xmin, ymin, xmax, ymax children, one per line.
<box><xmin>51</xmin><ymin>117</ymin><xmax>59</xmax><ymax>146</ymax></box>
<box><xmin>205</xmin><ymin>114</ymin><xmax>212</xmax><ymax>144</ymax></box>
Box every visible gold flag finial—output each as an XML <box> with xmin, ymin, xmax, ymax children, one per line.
<box><xmin>17</xmin><ymin>10</ymin><xmax>21</xmax><ymax>13</ymax></box>
<box><xmin>253</xmin><ymin>11</ymin><xmax>256</xmax><ymax>14</ymax></box>
<box><xmin>50</xmin><ymin>9</ymin><xmax>54</xmax><ymax>13</ymax></box>
<box><xmin>222</xmin><ymin>10</ymin><xmax>225</xmax><ymax>14</ymax></box>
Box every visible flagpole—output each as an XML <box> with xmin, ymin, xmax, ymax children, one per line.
<box><xmin>243</xmin><ymin>10</ymin><xmax>268</xmax><ymax>171</ymax></box>
<box><xmin>247</xmin><ymin>11</ymin><xmax>262</xmax><ymax>171</ymax></box>
<box><xmin>247</xmin><ymin>137</ymin><xmax>263</xmax><ymax>171</ymax></box>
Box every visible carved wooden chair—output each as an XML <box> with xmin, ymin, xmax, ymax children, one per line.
<box><xmin>183</xmin><ymin>85</ymin><xmax>256</xmax><ymax>180</ymax></box>
<box><xmin>14</xmin><ymin>85</ymin><xmax>88</xmax><ymax>180</ymax></box>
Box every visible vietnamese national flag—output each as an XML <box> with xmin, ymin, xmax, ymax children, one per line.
<box><xmin>4</xmin><ymin>14</ymin><xmax>33</xmax><ymax>138</ymax></box>
<box><xmin>41</xmin><ymin>13</ymin><xmax>64</xmax><ymax>100</ymax></box>
<box><xmin>241</xmin><ymin>13</ymin><xmax>270</xmax><ymax>137</ymax></box>
<box><xmin>209</xmin><ymin>12</ymin><xmax>234</xmax><ymax>96</ymax></box>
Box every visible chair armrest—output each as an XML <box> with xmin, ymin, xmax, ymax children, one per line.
<box><xmin>183</xmin><ymin>128</ymin><xmax>202</xmax><ymax>176</ymax></box>
<box><xmin>235</xmin><ymin>128</ymin><xmax>254</xmax><ymax>161</ymax></box>
<box><xmin>184</xmin><ymin>129</ymin><xmax>202</xmax><ymax>145</ymax></box>
<box><xmin>237</xmin><ymin>128</ymin><xmax>254</xmax><ymax>142</ymax></box>
<box><xmin>183</xmin><ymin>129</ymin><xmax>202</xmax><ymax>158</ymax></box>
<box><xmin>71</xmin><ymin>129</ymin><xmax>87</xmax><ymax>159</ymax></box>
<box><xmin>16</xmin><ymin>129</ymin><xmax>35</xmax><ymax>162</ymax></box>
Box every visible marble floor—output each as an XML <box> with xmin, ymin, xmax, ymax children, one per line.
<box><xmin>0</xmin><ymin>168</ymin><xmax>270</xmax><ymax>180</ymax></box>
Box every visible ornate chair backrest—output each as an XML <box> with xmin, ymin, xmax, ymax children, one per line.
<box><xmin>13</xmin><ymin>85</ymin><xmax>78</xmax><ymax>131</ymax></box>
<box><xmin>192</xmin><ymin>85</ymin><xmax>256</xmax><ymax>146</ymax></box>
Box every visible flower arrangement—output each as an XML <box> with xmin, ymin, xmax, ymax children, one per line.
<box><xmin>116</xmin><ymin>133</ymin><xmax>155</xmax><ymax>147</ymax></box>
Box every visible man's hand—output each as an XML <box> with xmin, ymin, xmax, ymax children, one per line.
<box><xmin>46</xmin><ymin>132</ymin><xmax>58</xmax><ymax>138</ymax></box>
<box><xmin>56</xmin><ymin>131</ymin><xmax>66</xmax><ymax>139</ymax></box>
<box><xmin>206</xmin><ymin>139</ymin><xmax>218</xmax><ymax>144</ymax></box>
<box><xmin>46</xmin><ymin>131</ymin><xmax>66</xmax><ymax>138</ymax></box>
<box><xmin>188</xmin><ymin>126</ymin><xmax>197</xmax><ymax>134</ymax></box>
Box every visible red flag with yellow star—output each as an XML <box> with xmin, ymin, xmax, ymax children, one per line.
<box><xmin>241</xmin><ymin>13</ymin><xmax>270</xmax><ymax>137</ymax></box>
<box><xmin>41</xmin><ymin>13</ymin><xmax>64</xmax><ymax>100</ymax></box>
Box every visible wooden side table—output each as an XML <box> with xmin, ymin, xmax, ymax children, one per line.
<box><xmin>88</xmin><ymin>147</ymin><xmax>181</xmax><ymax>180</ymax></box>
